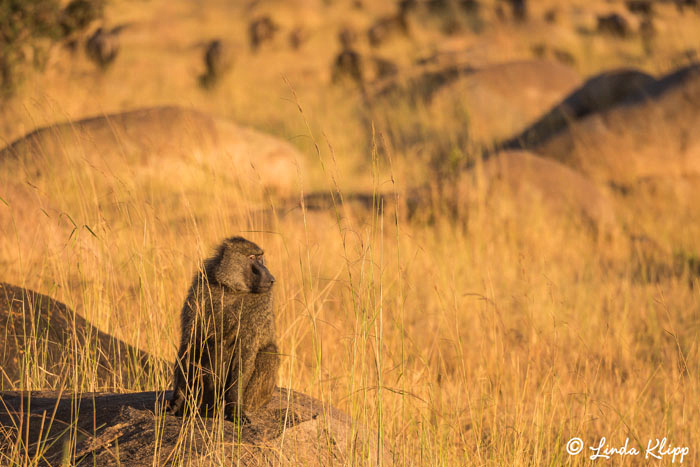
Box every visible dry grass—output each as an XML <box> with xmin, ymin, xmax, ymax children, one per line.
<box><xmin>1</xmin><ymin>0</ymin><xmax>699</xmax><ymax>465</ymax></box>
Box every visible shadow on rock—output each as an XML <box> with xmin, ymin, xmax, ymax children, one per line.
<box><xmin>500</xmin><ymin>68</ymin><xmax>657</xmax><ymax>149</ymax></box>
<box><xmin>497</xmin><ymin>63</ymin><xmax>700</xmax><ymax>185</ymax></box>
<box><xmin>0</xmin><ymin>388</ymin><xmax>388</xmax><ymax>466</ymax></box>
<box><xmin>0</xmin><ymin>283</ymin><xmax>166</xmax><ymax>390</ymax></box>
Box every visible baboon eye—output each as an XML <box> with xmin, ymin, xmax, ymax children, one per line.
<box><xmin>257</xmin><ymin>255</ymin><xmax>264</xmax><ymax>265</ymax></box>
<box><xmin>248</xmin><ymin>255</ymin><xmax>256</xmax><ymax>262</ymax></box>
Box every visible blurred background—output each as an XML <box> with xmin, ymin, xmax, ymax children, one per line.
<box><xmin>1</xmin><ymin>0</ymin><xmax>699</xmax><ymax>464</ymax></box>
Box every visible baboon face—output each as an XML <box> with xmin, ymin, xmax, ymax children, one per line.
<box><xmin>212</xmin><ymin>237</ymin><xmax>275</xmax><ymax>293</ymax></box>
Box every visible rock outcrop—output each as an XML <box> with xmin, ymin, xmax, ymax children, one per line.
<box><xmin>0</xmin><ymin>283</ymin><xmax>164</xmax><ymax>390</ymax></box>
<box><xmin>427</xmin><ymin>60</ymin><xmax>582</xmax><ymax>144</ymax></box>
<box><xmin>0</xmin><ymin>388</ymin><xmax>387</xmax><ymax>466</ymax></box>
<box><xmin>0</xmin><ymin>106</ymin><xmax>301</xmax><ymax>194</ymax></box>
<box><xmin>506</xmin><ymin>64</ymin><xmax>700</xmax><ymax>185</ymax></box>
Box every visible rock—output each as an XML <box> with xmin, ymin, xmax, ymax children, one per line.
<box><xmin>501</xmin><ymin>68</ymin><xmax>657</xmax><ymax>149</ymax></box>
<box><xmin>0</xmin><ymin>283</ymin><xmax>163</xmax><ymax>390</ymax></box>
<box><xmin>471</xmin><ymin>151</ymin><xmax>616</xmax><ymax>230</ymax></box>
<box><xmin>427</xmin><ymin>60</ymin><xmax>582</xmax><ymax>144</ymax></box>
<box><xmin>0</xmin><ymin>106</ymin><xmax>302</xmax><ymax>194</ymax></box>
<box><xmin>519</xmin><ymin>64</ymin><xmax>700</xmax><ymax>185</ymax></box>
<box><xmin>0</xmin><ymin>388</ymin><xmax>388</xmax><ymax>466</ymax></box>
<box><xmin>406</xmin><ymin>150</ymin><xmax>616</xmax><ymax>231</ymax></box>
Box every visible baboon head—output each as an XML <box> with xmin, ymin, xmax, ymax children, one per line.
<box><xmin>208</xmin><ymin>237</ymin><xmax>275</xmax><ymax>293</ymax></box>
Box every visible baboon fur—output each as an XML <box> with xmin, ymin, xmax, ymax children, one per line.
<box><xmin>168</xmin><ymin>237</ymin><xmax>279</xmax><ymax>424</ymax></box>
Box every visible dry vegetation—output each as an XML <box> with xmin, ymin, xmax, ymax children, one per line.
<box><xmin>0</xmin><ymin>0</ymin><xmax>699</xmax><ymax>465</ymax></box>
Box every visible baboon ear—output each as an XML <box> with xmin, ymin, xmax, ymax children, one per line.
<box><xmin>214</xmin><ymin>247</ymin><xmax>247</xmax><ymax>291</ymax></box>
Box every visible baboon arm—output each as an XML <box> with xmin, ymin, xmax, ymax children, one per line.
<box><xmin>242</xmin><ymin>342</ymin><xmax>280</xmax><ymax>411</ymax></box>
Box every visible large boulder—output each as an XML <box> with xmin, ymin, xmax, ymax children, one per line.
<box><xmin>0</xmin><ymin>388</ymin><xmax>387</xmax><ymax>466</ymax></box>
<box><xmin>460</xmin><ymin>151</ymin><xmax>615</xmax><ymax>230</ymax></box>
<box><xmin>369</xmin><ymin>60</ymin><xmax>581</xmax><ymax>163</ymax></box>
<box><xmin>515</xmin><ymin>64</ymin><xmax>700</xmax><ymax>185</ymax></box>
<box><xmin>0</xmin><ymin>106</ymin><xmax>302</xmax><ymax>194</ymax></box>
<box><xmin>427</xmin><ymin>60</ymin><xmax>582</xmax><ymax>144</ymax></box>
<box><xmin>501</xmin><ymin>68</ymin><xmax>657</xmax><ymax>149</ymax></box>
<box><xmin>0</xmin><ymin>283</ymin><xmax>164</xmax><ymax>390</ymax></box>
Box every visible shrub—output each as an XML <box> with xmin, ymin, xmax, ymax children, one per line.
<box><xmin>0</xmin><ymin>0</ymin><xmax>104</xmax><ymax>95</ymax></box>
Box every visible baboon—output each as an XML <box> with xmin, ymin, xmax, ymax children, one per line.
<box><xmin>199</xmin><ymin>39</ymin><xmax>233</xmax><ymax>88</ymax></box>
<box><xmin>85</xmin><ymin>27</ymin><xmax>120</xmax><ymax>69</ymax></box>
<box><xmin>168</xmin><ymin>237</ymin><xmax>279</xmax><ymax>424</ymax></box>
<box><xmin>332</xmin><ymin>48</ymin><xmax>363</xmax><ymax>84</ymax></box>
<box><xmin>249</xmin><ymin>16</ymin><xmax>278</xmax><ymax>51</ymax></box>
<box><xmin>333</xmin><ymin>26</ymin><xmax>364</xmax><ymax>84</ymax></box>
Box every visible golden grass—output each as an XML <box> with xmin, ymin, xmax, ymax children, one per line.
<box><xmin>1</xmin><ymin>0</ymin><xmax>700</xmax><ymax>464</ymax></box>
